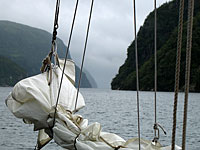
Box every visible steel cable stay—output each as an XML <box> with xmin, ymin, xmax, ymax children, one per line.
<box><xmin>153</xmin><ymin>0</ymin><xmax>166</xmax><ymax>144</ymax></box>
<box><xmin>52</xmin><ymin>0</ymin><xmax>80</xmax><ymax>127</ymax></box>
<box><xmin>132</xmin><ymin>0</ymin><xmax>141</xmax><ymax>149</ymax></box>
<box><xmin>74</xmin><ymin>0</ymin><xmax>94</xmax><ymax>112</ymax></box>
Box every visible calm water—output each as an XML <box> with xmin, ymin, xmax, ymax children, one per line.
<box><xmin>0</xmin><ymin>87</ymin><xmax>200</xmax><ymax>150</ymax></box>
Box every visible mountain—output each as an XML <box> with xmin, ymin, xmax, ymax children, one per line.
<box><xmin>111</xmin><ymin>0</ymin><xmax>200</xmax><ymax>92</ymax></box>
<box><xmin>0</xmin><ymin>20</ymin><xmax>97</xmax><ymax>87</ymax></box>
<box><xmin>0</xmin><ymin>55</ymin><xmax>26</xmax><ymax>86</ymax></box>
<box><xmin>75</xmin><ymin>65</ymin><xmax>92</xmax><ymax>88</ymax></box>
<box><xmin>83</xmin><ymin>69</ymin><xmax>98</xmax><ymax>88</ymax></box>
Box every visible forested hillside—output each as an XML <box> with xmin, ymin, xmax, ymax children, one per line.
<box><xmin>0</xmin><ymin>55</ymin><xmax>26</xmax><ymax>86</ymax></box>
<box><xmin>0</xmin><ymin>21</ymin><xmax>96</xmax><ymax>87</ymax></box>
<box><xmin>111</xmin><ymin>0</ymin><xmax>200</xmax><ymax>92</ymax></box>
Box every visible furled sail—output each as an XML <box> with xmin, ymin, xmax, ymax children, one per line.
<box><xmin>5</xmin><ymin>61</ymin><xmax>181</xmax><ymax>150</ymax></box>
<box><xmin>58</xmin><ymin>58</ymin><xmax>76</xmax><ymax>85</ymax></box>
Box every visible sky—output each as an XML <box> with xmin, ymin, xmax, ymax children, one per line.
<box><xmin>0</xmin><ymin>0</ymin><xmax>170</xmax><ymax>88</ymax></box>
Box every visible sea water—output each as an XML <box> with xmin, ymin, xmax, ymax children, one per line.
<box><xmin>0</xmin><ymin>87</ymin><xmax>199</xmax><ymax>150</ymax></box>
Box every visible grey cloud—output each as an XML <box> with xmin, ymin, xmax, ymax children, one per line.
<box><xmin>0</xmin><ymin>0</ymin><xmax>170</xmax><ymax>88</ymax></box>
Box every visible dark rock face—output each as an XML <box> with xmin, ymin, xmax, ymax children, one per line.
<box><xmin>111</xmin><ymin>0</ymin><xmax>200</xmax><ymax>92</ymax></box>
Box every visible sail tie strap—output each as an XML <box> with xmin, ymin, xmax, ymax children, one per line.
<box><xmin>99</xmin><ymin>136</ymin><xmax>126</xmax><ymax>149</ymax></box>
<box><xmin>66</xmin><ymin>111</ymin><xmax>127</xmax><ymax>150</ymax></box>
<box><xmin>72</xmin><ymin>132</ymin><xmax>126</xmax><ymax>150</ymax></box>
<box><xmin>40</xmin><ymin>54</ymin><xmax>53</xmax><ymax>85</ymax></box>
<box><xmin>40</xmin><ymin>42</ymin><xmax>58</xmax><ymax>85</ymax></box>
<box><xmin>74</xmin><ymin>134</ymin><xmax>79</xmax><ymax>150</ymax></box>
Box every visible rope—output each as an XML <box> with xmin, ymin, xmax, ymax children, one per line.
<box><xmin>171</xmin><ymin>0</ymin><xmax>184</xmax><ymax>149</ymax></box>
<box><xmin>133</xmin><ymin>0</ymin><xmax>141</xmax><ymax>149</ymax></box>
<box><xmin>74</xmin><ymin>0</ymin><xmax>94</xmax><ymax>112</ymax></box>
<box><xmin>52</xmin><ymin>0</ymin><xmax>80</xmax><ymax>127</ymax></box>
<box><xmin>74</xmin><ymin>134</ymin><xmax>79</xmax><ymax>150</ymax></box>
<box><xmin>182</xmin><ymin>0</ymin><xmax>194</xmax><ymax>149</ymax></box>
<box><xmin>99</xmin><ymin>136</ymin><xmax>126</xmax><ymax>149</ymax></box>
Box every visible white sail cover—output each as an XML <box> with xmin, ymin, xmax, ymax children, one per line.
<box><xmin>58</xmin><ymin>58</ymin><xmax>76</xmax><ymax>85</ymax></box>
<box><xmin>5</xmin><ymin>61</ymin><xmax>181</xmax><ymax>150</ymax></box>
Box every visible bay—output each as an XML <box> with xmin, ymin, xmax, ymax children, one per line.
<box><xmin>0</xmin><ymin>87</ymin><xmax>199</xmax><ymax>149</ymax></box>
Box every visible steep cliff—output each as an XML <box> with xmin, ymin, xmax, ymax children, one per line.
<box><xmin>111</xmin><ymin>0</ymin><xmax>200</xmax><ymax>92</ymax></box>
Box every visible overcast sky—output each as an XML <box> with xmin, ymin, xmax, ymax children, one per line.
<box><xmin>0</xmin><ymin>0</ymin><xmax>170</xmax><ymax>88</ymax></box>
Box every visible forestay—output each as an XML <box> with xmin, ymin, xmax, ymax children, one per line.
<box><xmin>5</xmin><ymin>61</ymin><xmax>181</xmax><ymax>150</ymax></box>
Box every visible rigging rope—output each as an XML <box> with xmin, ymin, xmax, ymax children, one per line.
<box><xmin>133</xmin><ymin>0</ymin><xmax>141</xmax><ymax>149</ymax></box>
<box><xmin>171</xmin><ymin>0</ymin><xmax>184</xmax><ymax>149</ymax></box>
<box><xmin>52</xmin><ymin>0</ymin><xmax>80</xmax><ymax>127</ymax></box>
<box><xmin>74</xmin><ymin>0</ymin><xmax>94</xmax><ymax>112</ymax></box>
<box><xmin>182</xmin><ymin>0</ymin><xmax>194</xmax><ymax>149</ymax></box>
